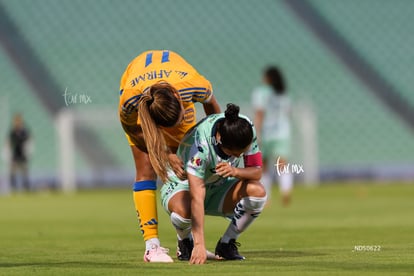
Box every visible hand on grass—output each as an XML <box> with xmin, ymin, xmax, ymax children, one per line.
<box><xmin>190</xmin><ymin>244</ymin><xmax>207</xmax><ymax>264</ymax></box>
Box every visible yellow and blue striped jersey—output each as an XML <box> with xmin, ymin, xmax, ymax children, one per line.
<box><xmin>119</xmin><ymin>50</ymin><xmax>213</xmax><ymax>147</ymax></box>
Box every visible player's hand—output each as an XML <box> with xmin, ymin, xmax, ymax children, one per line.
<box><xmin>215</xmin><ymin>162</ymin><xmax>236</xmax><ymax>178</ymax></box>
<box><xmin>168</xmin><ymin>153</ymin><xmax>187</xmax><ymax>180</ymax></box>
<box><xmin>190</xmin><ymin>244</ymin><xmax>207</xmax><ymax>264</ymax></box>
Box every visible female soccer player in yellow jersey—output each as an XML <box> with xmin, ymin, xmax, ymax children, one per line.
<box><xmin>118</xmin><ymin>50</ymin><xmax>221</xmax><ymax>262</ymax></box>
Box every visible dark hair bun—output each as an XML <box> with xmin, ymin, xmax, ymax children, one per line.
<box><xmin>224</xmin><ymin>103</ymin><xmax>240</xmax><ymax>122</ymax></box>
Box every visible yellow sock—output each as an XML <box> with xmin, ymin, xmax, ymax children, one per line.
<box><xmin>133</xmin><ymin>189</ymin><xmax>158</xmax><ymax>241</ymax></box>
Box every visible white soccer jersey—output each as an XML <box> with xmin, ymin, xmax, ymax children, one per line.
<box><xmin>252</xmin><ymin>85</ymin><xmax>291</xmax><ymax>140</ymax></box>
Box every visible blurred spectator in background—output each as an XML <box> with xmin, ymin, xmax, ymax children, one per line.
<box><xmin>5</xmin><ymin>113</ymin><xmax>32</xmax><ymax>192</ymax></box>
<box><xmin>252</xmin><ymin>66</ymin><xmax>293</xmax><ymax>206</ymax></box>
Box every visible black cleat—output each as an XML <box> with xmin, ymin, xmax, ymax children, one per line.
<box><xmin>177</xmin><ymin>238</ymin><xmax>194</xmax><ymax>261</ymax></box>
<box><xmin>215</xmin><ymin>238</ymin><xmax>245</xmax><ymax>260</ymax></box>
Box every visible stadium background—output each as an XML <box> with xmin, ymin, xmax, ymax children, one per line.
<box><xmin>1</xmin><ymin>0</ymin><xmax>413</xmax><ymax>191</ymax></box>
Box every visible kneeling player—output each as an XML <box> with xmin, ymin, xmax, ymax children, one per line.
<box><xmin>161</xmin><ymin>104</ymin><xmax>267</xmax><ymax>264</ymax></box>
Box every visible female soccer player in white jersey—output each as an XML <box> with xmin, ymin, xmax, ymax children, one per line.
<box><xmin>252</xmin><ymin>66</ymin><xmax>293</xmax><ymax>206</ymax></box>
<box><xmin>160</xmin><ymin>104</ymin><xmax>266</xmax><ymax>264</ymax></box>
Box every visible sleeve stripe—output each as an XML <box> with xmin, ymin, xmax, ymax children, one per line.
<box><xmin>123</xmin><ymin>95</ymin><xmax>142</xmax><ymax>112</ymax></box>
<box><xmin>123</xmin><ymin>95</ymin><xmax>141</xmax><ymax>107</ymax></box>
<box><xmin>179</xmin><ymin>91</ymin><xmax>208</xmax><ymax>96</ymax></box>
<box><xmin>178</xmin><ymin>87</ymin><xmax>207</xmax><ymax>92</ymax></box>
<box><xmin>192</xmin><ymin>91</ymin><xmax>209</xmax><ymax>94</ymax></box>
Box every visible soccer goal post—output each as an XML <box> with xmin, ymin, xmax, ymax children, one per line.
<box><xmin>55</xmin><ymin>108</ymin><xmax>76</xmax><ymax>192</ymax></box>
<box><xmin>55</xmin><ymin>107</ymin><xmax>134</xmax><ymax>192</ymax></box>
<box><xmin>294</xmin><ymin>100</ymin><xmax>319</xmax><ymax>185</ymax></box>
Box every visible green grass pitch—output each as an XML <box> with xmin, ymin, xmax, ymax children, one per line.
<box><xmin>0</xmin><ymin>183</ymin><xmax>413</xmax><ymax>275</ymax></box>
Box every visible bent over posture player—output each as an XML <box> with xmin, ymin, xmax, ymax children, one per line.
<box><xmin>161</xmin><ymin>104</ymin><xmax>267</xmax><ymax>264</ymax></box>
<box><xmin>119</xmin><ymin>50</ymin><xmax>220</xmax><ymax>262</ymax></box>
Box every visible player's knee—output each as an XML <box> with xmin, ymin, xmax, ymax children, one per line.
<box><xmin>133</xmin><ymin>180</ymin><xmax>157</xmax><ymax>191</ymax></box>
<box><xmin>241</xmin><ymin>196</ymin><xmax>267</xmax><ymax>213</ymax></box>
<box><xmin>168</xmin><ymin>191</ymin><xmax>191</xmax><ymax>218</ymax></box>
<box><xmin>170</xmin><ymin>212</ymin><xmax>191</xmax><ymax>231</ymax></box>
<box><xmin>246</xmin><ymin>181</ymin><xmax>267</xmax><ymax>198</ymax></box>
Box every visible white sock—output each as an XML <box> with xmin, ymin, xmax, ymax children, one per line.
<box><xmin>279</xmin><ymin>172</ymin><xmax>293</xmax><ymax>195</ymax></box>
<box><xmin>221</xmin><ymin>196</ymin><xmax>267</xmax><ymax>243</ymax></box>
<box><xmin>170</xmin><ymin>212</ymin><xmax>192</xmax><ymax>241</ymax></box>
<box><xmin>145</xmin><ymin>238</ymin><xmax>160</xmax><ymax>251</ymax></box>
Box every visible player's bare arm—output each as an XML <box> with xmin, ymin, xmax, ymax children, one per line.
<box><xmin>188</xmin><ymin>173</ymin><xmax>207</xmax><ymax>264</ymax></box>
<box><xmin>202</xmin><ymin>95</ymin><xmax>221</xmax><ymax>115</ymax></box>
<box><xmin>215</xmin><ymin>162</ymin><xmax>262</xmax><ymax>180</ymax></box>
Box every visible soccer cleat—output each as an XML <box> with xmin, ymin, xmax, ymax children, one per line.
<box><xmin>177</xmin><ymin>238</ymin><xmax>194</xmax><ymax>261</ymax></box>
<box><xmin>143</xmin><ymin>244</ymin><xmax>174</xmax><ymax>263</ymax></box>
<box><xmin>215</xmin><ymin>238</ymin><xmax>245</xmax><ymax>260</ymax></box>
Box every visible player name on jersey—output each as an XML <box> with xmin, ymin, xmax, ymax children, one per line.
<box><xmin>130</xmin><ymin>70</ymin><xmax>189</xmax><ymax>87</ymax></box>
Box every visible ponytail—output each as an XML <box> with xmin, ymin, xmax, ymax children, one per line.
<box><xmin>137</xmin><ymin>83</ymin><xmax>182</xmax><ymax>181</ymax></box>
